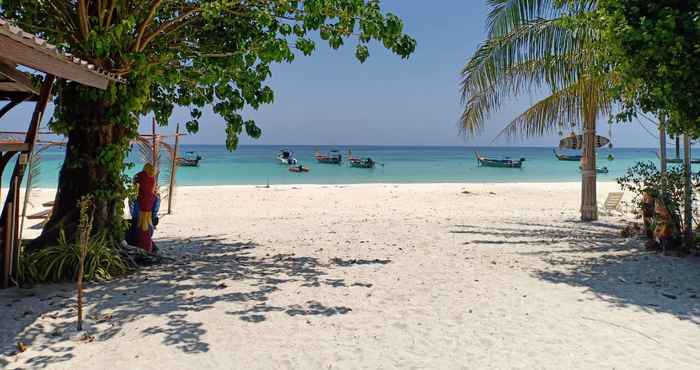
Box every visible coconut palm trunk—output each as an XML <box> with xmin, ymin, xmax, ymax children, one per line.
<box><xmin>581</xmin><ymin>123</ymin><xmax>597</xmax><ymax>220</ymax></box>
<box><xmin>581</xmin><ymin>95</ymin><xmax>598</xmax><ymax>221</ymax></box>
<box><xmin>459</xmin><ymin>0</ymin><xmax>609</xmax><ymax>222</ymax></box>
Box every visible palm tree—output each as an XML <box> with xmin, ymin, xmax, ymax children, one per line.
<box><xmin>461</xmin><ymin>0</ymin><xmax>613</xmax><ymax>221</ymax></box>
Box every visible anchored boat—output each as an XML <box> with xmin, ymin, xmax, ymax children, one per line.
<box><xmin>475</xmin><ymin>152</ymin><xmax>525</xmax><ymax>168</ymax></box>
<box><xmin>349</xmin><ymin>157</ymin><xmax>376</xmax><ymax>169</ymax></box>
<box><xmin>315</xmin><ymin>149</ymin><xmax>342</xmax><ymax>164</ymax></box>
<box><xmin>289</xmin><ymin>165</ymin><xmax>309</xmax><ymax>173</ymax></box>
<box><xmin>656</xmin><ymin>151</ymin><xmax>700</xmax><ymax>164</ymax></box>
<box><xmin>278</xmin><ymin>149</ymin><xmax>298</xmax><ymax>165</ymax></box>
<box><xmin>177</xmin><ymin>151</ymin><xmax>202</xmax><ymax>167</ymax></box>
<box><xmin>347</xmin><ymin>149</ymin><xmax>376</xmax><ymax>168</ymax></box>
<box><xmin>553</xmin><ymin>149</ymin><xmax>582</xmax><ymax>161</ymax></box>
<box><xmin>580</xmin><ymin>166</ymin><xmax>609</xmax><ymax>174</ymax></box>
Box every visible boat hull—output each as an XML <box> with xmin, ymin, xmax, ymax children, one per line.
<box><xmin>315</xmin><ymin>155</ymin><xmax>342</xmax><ymax>164</ymax></box>
<box><xmin>475</xmin><ymin>152</ymin><xmax>523</xmax><ymax>168</ymax></box>
<box><xmin>553</xmin><ymin>149</ymin><xmax>581</xmax><ymax>161</ymax></box>
<box><xmin>177</xmin><ymin>158</ymin><xmax>201</xmax><ymax>167</ymax></box>
<box><xmin>349</xmin><ymin>159</ymin><xmax>375</xmax><ymax>168</ymax></box>
<box><xmin>278</xmin><ymin>156</ymin><xmax>298</xmax><ymax>165</ymax></box>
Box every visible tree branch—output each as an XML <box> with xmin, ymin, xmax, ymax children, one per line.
<box><xmin>139</xmin><ymin>6</ymin><xmax>201</xmax><ymax>52</ymax></box>
<box><xmin>78</xmin><ymin>0</ymin><xmax>90</xmax><ymax>41</ymax></box>
<box><xmin>134</xmin><ymin>0</ymin><xmax>164</xmax><ymax>52</ymax></box>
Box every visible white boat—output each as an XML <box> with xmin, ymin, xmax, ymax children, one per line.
<box><xmin>278</xmin><ymin>149</ymin><xmax>298</xmax><ymax>165</ymax></box>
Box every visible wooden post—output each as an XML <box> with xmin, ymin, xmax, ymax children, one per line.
<box><xmin>580</xmin><ymin>113</ymin><xmax>598</xmax><ymax>221</ymax></box>
<box><xmin>152</xmin><ymin>118</ymin><xmax>158</xmax><ymax>175</ymax></box>
<box><xmin>3</xmin><ymin>201</ymin><xmax>14</xmax><ymax>288</ymax></box>
<box><xmin>0</xmin><ymin>75</ymin><xmax>54</xmax><ymax>288</ymax></box>
<box><xmin>167</xmin><ymin>124</ymin><xmax>180</xmax><ymax>215</ymax></box>
<box><xmin>659</xmin><ymin>117</ymin><xmax>667</xmax><ymax>192</ymax></box>
<box><xmin>676</xmin><ymin>136</ymin><xmax>681</xmax><ymax>161</ymax></box>
<box><xmin>683</xmin><ymin>134</ymin><xmax>693</xmax><ymax>248</ymax></box>
<box><xmin>10</xmin><ymin>176</ymin><xmax>20</xmax><ymax>281</ymax></box>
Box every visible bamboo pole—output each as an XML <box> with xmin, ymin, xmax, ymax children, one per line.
<box><xmin>2</xmin><ymin>201</ymin><xmax>12</xmax><ymax>288</ymax></box>
<box><xmin>659</xmin><ymin>118</ymin><xmax>667</xmax><ymax>192</ymax></box>
<box><xmin>683</xmin><ymin>134</ymin><xmax>693</xmax><ymax>248</ymax></box>
<box><xmin>167</xmin><ymin>124</ymin><xmax>180</xmax><ymax>215</ymax></box>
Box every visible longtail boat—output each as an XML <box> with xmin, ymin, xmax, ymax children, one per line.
<box><xmin>347</xmin><ymin>149</ymin><xmax>376</xmax><ymax>168</ymax></box>
<box><xmin>475</xmin><ymin>152</ymin><xmax>524</xmax><ymax>168</ymax></box>
<box><xmin>580</xmin><ymin>166</ymin><xmax>609</xmax><ymax>174</ymax></box>
<box><xmin>315</xmin><ymin>149</ymin><xmax>342</xmax><ymax>164</ymax></box>
<box><xmin>656</xmin><ymin>151</ymin><xmax>700</xmax><ymax>164</ymax></box>
<box><xmin>553</xmin><ymin>149</ymin><xmax>582</xmax><ymax>161</ymax></box>
<box><xmin>349</xmin><ymin>157</ymin><xmax>376</xmax><ymax>168</ymax></box>
<box><xmin>289</xmin><ymin>165</ymin><xmax>310</xmax><ymax>173</ymax></box>
<box><xmin>277</xmin><ymin>149</ymin><xmax>298</xmax><ymax>165</ymax></box>
<box><xmin>177</xmin><ymin>151</ymin><xmax>202</xmax><ymax>167</ymax></box>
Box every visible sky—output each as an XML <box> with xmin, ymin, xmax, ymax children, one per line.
<box><xmin>3</xmin><ymin>1</ymin><xmax>662</xmax><ymax>148</ymax></box>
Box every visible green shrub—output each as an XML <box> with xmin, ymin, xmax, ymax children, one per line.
<box><xmin>18</xmin><ymin>231</ymin><xmax>127</xmax><ymax>284</ymax></box>
<box><xmin>617</xmin><ymin>161</ymin><xmax>698</xmax><ymax>236</ymax></box>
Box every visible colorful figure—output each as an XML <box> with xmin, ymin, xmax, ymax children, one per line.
<box><xmin>134</xmin><ymin>163</ymin><xmax>156</xmax><ymax>252</ymax></box>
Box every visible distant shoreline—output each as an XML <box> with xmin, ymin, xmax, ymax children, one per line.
<box><xmin>17</xmin><ymin>181</ymin><xmax>622</xmax><ymax>191</ymax></box>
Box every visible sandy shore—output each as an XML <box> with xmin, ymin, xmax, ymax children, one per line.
<box><xmin>1</xmin><ymin>182</ymin><xmax>700</xmax><ymax>369</ymax></box>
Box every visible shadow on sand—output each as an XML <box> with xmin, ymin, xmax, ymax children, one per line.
<box><xmin>0</xmin><ymin>236</ymin><xmax>390</xmax><ymax>368</ymax></box>
<box><xmin>452</xmin><ymin>219</ymin><xmax>700</xmax><ymax>325</ymax></box>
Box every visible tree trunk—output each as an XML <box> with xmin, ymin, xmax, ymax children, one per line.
<box><xmin>30</xmin><ymin>95</ymin><xmax>130</xmax><ymax>250</ymax></box>
<box><xmin>580</xmin><ymin>110</ymin><xmax>598</xmax><ymax>221</ymax></box>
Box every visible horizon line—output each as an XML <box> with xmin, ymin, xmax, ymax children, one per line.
<box><xmin>177</xmin><ymin>143</ymin><xmax>668</xmax><ymax>149</ymax></box>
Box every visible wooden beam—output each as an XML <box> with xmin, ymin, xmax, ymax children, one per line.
<box><xmin>0</xmin><ymin>34</ymin><xmax>109</xmax><ymax>89</ymax></box>
<box><xmin>0</xmin><ymin>142</ymin><xmax>29</xmax><ymax>152</ymax></box>
<box><xmin>0</xmin><ymin>91</ymin><xmax>37</xmax><ymax>102</ymax></box>
<box><xmin>0</xmin><ymin>62</ymin><xmax>38</xmax><ymax>95</ymax></box>
<box><xmin>168</xmin><ymin>123</ymin><xmax>180</xmax><ymax>215</ymax></box>
<box><xmin>0</xmin><ymin>95</ymin><xmax>29</xmax><ymax>119</ymax></box>
<box><xmin>0</xmin><ymin>75</ymin><xmax>53</xmax><ymax>288</ymax></box>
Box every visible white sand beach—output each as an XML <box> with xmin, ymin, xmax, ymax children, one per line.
<box><xmin>1</xmin><ymin>182</ymin><xmax>700</xmax><ymax>369</ymax></box>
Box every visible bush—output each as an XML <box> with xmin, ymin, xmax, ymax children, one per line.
<box><xmin>18</xmin><ymin>231</ymin><xmax>127</xmax><ymax>284</ymax></box>
<box><xmin>617</xmin><ymin>162</ymin><xmax>698</xmax><ymax>247</ymax></box>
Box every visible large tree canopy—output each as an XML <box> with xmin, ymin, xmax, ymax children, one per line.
<box><xmin>598</xmin><ymin>0</ymin><xmax>700</xmax><ymax>135</ymax></box>
<box><xmin>1</xmin><ymin>0</ymin><xmax>416</xmax><ymax>147</ymax></box>
<box><xmin>0</xmin><ymin>0</ymin><xmax>416</xmax><ymax>244</ymax></box>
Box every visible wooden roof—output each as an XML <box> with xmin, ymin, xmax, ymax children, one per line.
<box><xmin>0</xmin><ymin>18</ymin><xmax>123</xmax><ymax>94</ymax></box>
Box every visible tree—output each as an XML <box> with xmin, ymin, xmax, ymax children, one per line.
<box><xmin>0</xmin><ymin>1</ymin><xmax>416</xmax><ymax>246</ymax></box>
<box><xmin>460</xmin><ymin>0</ymin><xmax>612</xmax><ymax>221</ymax></box>
<box><xmin>597</xmin><ymin>0</ymin><xmax>700</xmax><ymax>247</ymax></box>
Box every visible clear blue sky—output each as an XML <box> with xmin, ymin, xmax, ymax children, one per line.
<box><xmin>3</xmin><ymin>1</ymin><xmax>660</xmax><ymax>148</ymax></box>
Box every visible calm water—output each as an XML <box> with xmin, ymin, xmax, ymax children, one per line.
<box><xmin>14</xmin><ymin>145</ymin><xmax>685</xmax><ymax>187</ymax></box>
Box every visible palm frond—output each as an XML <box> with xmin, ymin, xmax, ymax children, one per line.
<box><xmin>460</xmin><ymin>0</ymin><xmax>606</xmax><ymax>139</ymax></box>
<box><xmin>487</xmin><ymin>0</ymin><xmax>596</xmax><ymax>38</ymax></box>
<box><xmin>131</xmin><ymin>136</ymin><xmax>156</xmax><ymax>165</ymax></box>
<box><xmin>130</xmin><ymin>137</ymin><xmax>178</xmax><ymax>210</ymax></box>
<box><xmin>158</xmin><ymin>141</ymin><xmax>176</xmax><ymax>205</ymax></box>
<box><xmin>493</xmin><ymin>74</ymin><xmax>614</xmax><ymax>141</ymax></box>
<box><xmin>487</xmin><ymin>0</ymin><xmax>564</xmax><ymax>37</ymax></box>
<box><xmin>20</xmin><ymin>142</ymin><xmax>66</xmax><ymax>239</ymax></box>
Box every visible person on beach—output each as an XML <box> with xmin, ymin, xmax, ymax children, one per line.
<box><xmin>134</xmin><ymin>163</ymin><xmax>157</xmax><ymax>253</ymax></box>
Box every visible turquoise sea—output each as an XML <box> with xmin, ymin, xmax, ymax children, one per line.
<box><xmin>19</xmin><ymin>145</ymin><xmax>685</xmax><ymax>187</ymax></box>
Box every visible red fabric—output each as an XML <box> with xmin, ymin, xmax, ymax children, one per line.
<box><xmin>138</xmin><ymin>228</ymin><xmax>153</xmax><ymax>253</ymax></box>
<box><xmin>135</xmin><ymin>171</ymin><xmax>156</xmax><ymax>211</ymax></box>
